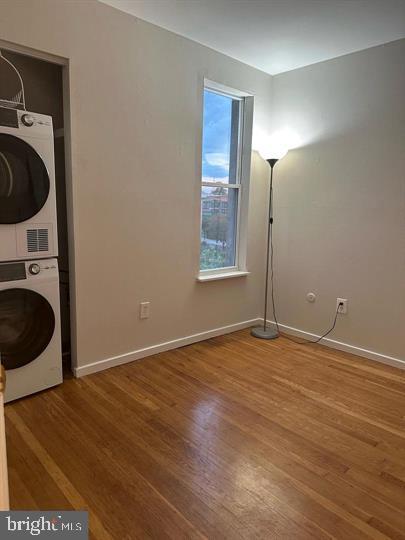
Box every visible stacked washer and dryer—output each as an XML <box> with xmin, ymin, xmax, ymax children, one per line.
<box><xmin>0</xmin><ymin>107</ymin><xmax>63</xmax><ymax>402</ymax></box>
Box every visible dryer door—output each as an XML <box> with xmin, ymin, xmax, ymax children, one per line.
<box><xmin>0</xmin><ymin>134</ymin><xmax>50</xmax><ymax>224</ymax></box>
<box><xmin>0</xmin><ymin>288</ymin><xmax>55</xmax><ymax>370</ymax></box>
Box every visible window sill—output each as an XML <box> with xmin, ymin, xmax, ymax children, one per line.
<box><xmin>197</xmin><ymin>270</ymin><xmax>250</xmax><ymax>282</ymax></box>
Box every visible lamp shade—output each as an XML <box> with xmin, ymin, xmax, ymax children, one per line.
<box><xmin>258</xmin><ymin>145</ymin><xmax>288</xmax><ymax>161</ymax></box>
<box><xmin>254</xmin><ymin>129</ymin><xmax>290</xmax><ymax>161</ymax></box>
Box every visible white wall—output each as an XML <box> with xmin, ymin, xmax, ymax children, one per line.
<box><xmin>269</xmin><ymin>39</ymin><xmax>405</xmax><ymax>361</ymax></box>
<box><xmin>0</xmin><ymin>1</ymin><xmax>402</xmax><ymax>370</ymax></box>
<box><xmin>0</xmin><ymin>0</ymin><xmax>272</xmax><ymax>370</ymax></box>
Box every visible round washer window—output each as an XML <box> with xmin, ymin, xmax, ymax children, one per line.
<box><xmin>0</xmin><ymin>288</ymin><xmax>55</xmax><ymax>370</ymax></box>
<box><xmin>0</xmin><ymin>133</ymin><xmax>50</xmax><ymax>224</ymax></box>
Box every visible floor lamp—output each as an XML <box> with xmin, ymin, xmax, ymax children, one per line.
<box><xmin>251</xmin><ymin>147</ymin><xmax>288</xmax><ymax>340</ymax></box>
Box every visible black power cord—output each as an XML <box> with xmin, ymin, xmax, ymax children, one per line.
<box><xmin>269</xmin><ymin>199</ymin><xmax>342</xmax><ymax>346</ymax></box>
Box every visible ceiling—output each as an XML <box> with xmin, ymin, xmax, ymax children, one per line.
<box><xmin>100</xmin><ymin>0</ymin><xmax>405</xmax><ymax>75</ymax></box>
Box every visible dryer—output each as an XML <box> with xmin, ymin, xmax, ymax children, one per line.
<box><xmin>0</xmin><ymin>107</ymin><xmax>58</xmax><ymax>262</ymax></box>
<box><xmin>0</xmin><ymin>258</ymin><xmax>62</xmax><ymax>402</ymax></box>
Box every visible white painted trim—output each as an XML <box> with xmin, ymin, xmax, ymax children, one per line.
<box><xmin>264</xmin><ymin>319</ymin><xmax>405</xmax><ymax>370</ymax></box>
<box><xmin>74</xmin><ymin>315</ymin><xmax>404</xmax><ymax>378</ymax></box>
<box><xmin>204</xmin><ymin>78</ymin><xmax>253</xmax><ymax>98</ymax></box>
<box><xmin>74</xmin><ymin>318</ymin><xmax>260</xmax><ymax>377</ymax></box>
<box><xmin>0</xmin><ymin>38</ymin><xmax>68</xmax><ymax>66</ymax></box>
<box><xmin>0</xmin><ymin>41</ymin><xmax>77</xmax><ymax>375</ymax></box>
<box><xmin>199</xmin><ymin>81</ymin><xmax>253</xmax><ymax>276</ymax></box>
<box><xmin>197</xmin><ymin>270</ymin><xmax>250</xmax><ymax>282</ymax></box>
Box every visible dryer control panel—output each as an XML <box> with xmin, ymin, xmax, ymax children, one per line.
<box><xmin>0</xmin><ymin>262</ymin><xmax>26</xmax><ymax>282</ymax></box>
<box><xmin>0</xmin><ymin>108</ymin><xmax>53</xmax><ymax>136</ymax></box>
<box><xmin>0</xmin><ymin>107</ymin><xmax>18</xmax><ymax>128</ymax></box>
<box><xmin>0</xmin><ymin>259</ymin><xmax>58</xmax><ymax>283</ymax></box>
<box><xmin>17</xmin><ymin>110</ymin><xmax>52</xmax><ymax>128</ymax></box>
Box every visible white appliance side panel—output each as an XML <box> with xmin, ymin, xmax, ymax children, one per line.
<box><xmin>4</xmin><ymin>338</ymin><xmax>63</xmax><ymax>403</ymax></box>
<box><xmin>0</xmin><ymin>226</ymin><xmax>17</xmax><ymax>261</ymax></box>
<box><xmin>0</xmin><ymin>117</ymin><xmax>58</xmax><ymax>261</ymax></box>
<box><xmin>14</xmin><ymin>135</ymin><xmax>58</xmax><ymax>259</ymax></box>
<box><xmin>1</xmin><ymin>260</ymin><xmax>63</xmax><ymax>402</ymax></box>
<box><xmin>16</xmin><ymin>222</ymin><xmax>55</xmax><ymax>260</ymax></box>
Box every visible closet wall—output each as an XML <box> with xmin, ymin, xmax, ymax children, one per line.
<box><xmin>1</xmin><ymin>50</ymin><xmax>71</xmax><ymax>366</ymax></box>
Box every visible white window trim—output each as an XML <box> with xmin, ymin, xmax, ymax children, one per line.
<box><xmin>197</xmin><ymin>270</ymin><xmax>250</xmax><ymax>282</ymax></box>
<box><xmin>198</xmin><ymin>79</ymin><xmax>254</xmax><ymax>281</ymax></box>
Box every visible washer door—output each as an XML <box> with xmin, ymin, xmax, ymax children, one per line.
<box><xmin>0</xmin><ymin>288</ymin><xmax>55</xmax><ymax>370</ymax></box>
<box><xmin>0</xmin><ymin>133</ymin><xmax>50</xmax><ymax>224</ymax></box>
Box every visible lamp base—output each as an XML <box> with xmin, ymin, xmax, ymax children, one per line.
<box><xmin>251</xmin><ymin>326</ymin><xmax>279</xmax><ymax>340</ymax></box>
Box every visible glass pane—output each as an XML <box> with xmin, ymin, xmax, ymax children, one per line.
<box><xmin>200</xmin><ymin>186</ymin><xmax>238</xmax><ymax>270</ymax></box>
<box><xmin>202</xmin><ymin>89</ymin><xmax>240</xmax><ymax>185</ymax></box>
<box><xmin>0</xmin><ymin>134</ymin><xmax>50</xmax><ymax>224</ymax></box>
<box><xmin>0</xmin><ymin>288</ymin><xmax>55</xmax><ymax>370</ymax></box>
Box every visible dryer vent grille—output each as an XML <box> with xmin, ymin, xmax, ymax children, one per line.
<box><xmin>27</xmin><ymin>229</ymin><xmax>49</xmax><ymax>253</ymax></box>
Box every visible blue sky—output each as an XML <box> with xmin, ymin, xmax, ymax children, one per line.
<box><xmin>202</xmin><ymin>89</ymin><xmax>232</xmax><ymax>181</ymax></box>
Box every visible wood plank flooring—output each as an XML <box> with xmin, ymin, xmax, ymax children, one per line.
<box><xmin>5</xmin><ymin>330</ymin><xmax>405</xmax><ymax>539</ymax></box>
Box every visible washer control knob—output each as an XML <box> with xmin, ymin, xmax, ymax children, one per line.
<box><xmin>21</xmin><ymin>114</ymin><xmax>35</xmax><ymax>127</ymax></box>
<box><xmin>29</xmin><ymin>263</ymin><xmax>41</xmax><ymax>275</ymax></box>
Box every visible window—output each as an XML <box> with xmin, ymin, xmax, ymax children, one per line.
<box><xmin>199</xmin><ymin>81</ymin><xmax>253</xmax><ymax>277</ymax></box>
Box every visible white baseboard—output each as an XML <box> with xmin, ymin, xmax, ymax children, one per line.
<box><xmin>265</xmin><ymin>319</ymin><xmax>405</xmax><ymax>370</ymax></box>
<box><xmin>74</xmin><ymin>316</ymin><xmax>404</xmax><ymax>378</ymax></box>
<box><xmin>74</xmin><ymin>318</ymin><xmax>261</xmax><ymax>377</ymax></box>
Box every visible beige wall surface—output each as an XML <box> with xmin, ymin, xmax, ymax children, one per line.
<box><xmin>0</xmin><ymin>0</ymin><xmax>272</xmax><ymax>369</ymax></box>
<box><xmin>0</xmin><ymin>1</ymin><xmax>403</xmax><ymax>369</ymax></box>
<box><xmin>269</xmin><ymin>39</ymin><xmax>405</xmax><ymax>360</ymax></box>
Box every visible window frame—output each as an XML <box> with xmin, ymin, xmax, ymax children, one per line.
<box><xmin>198</xmin><ymin>79</ymin><xmax>254</xmax><ymax>279</ymax></box>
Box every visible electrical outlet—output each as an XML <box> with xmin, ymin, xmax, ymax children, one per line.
<box><xmin>140</xmin><ymin>301</ymin><xmax>150</xmax><ymax>319</ymax></box>
<box><xmin>306</xmin><ymin>292</ymin><xmax>316</xmax><ymax>303</ymax></box>
<box><xmin>336</xmin><ymin>298</ymin><xmax>348</xmax><ymax>314</ymax></box>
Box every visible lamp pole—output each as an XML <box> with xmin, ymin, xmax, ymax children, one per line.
<box><xmin>251</xmin><ymin>158</ymin><xmax>280</xmax><ymax>340</ymax></box>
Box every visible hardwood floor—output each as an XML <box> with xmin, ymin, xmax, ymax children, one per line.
<box><xmin>5</xmin><ymin>330</ymin><xmax>405</xmax><ymax>539</ymax></box>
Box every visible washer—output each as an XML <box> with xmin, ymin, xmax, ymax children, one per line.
<box><xmin>0</xmin><ymin>258</ymin><xmax>62</xmax><ymax>402</ymax></box>
<box><xmin>0</xmin><ymin>107</ymin><xmax>58</xmax><ymax>262</ymax></box>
